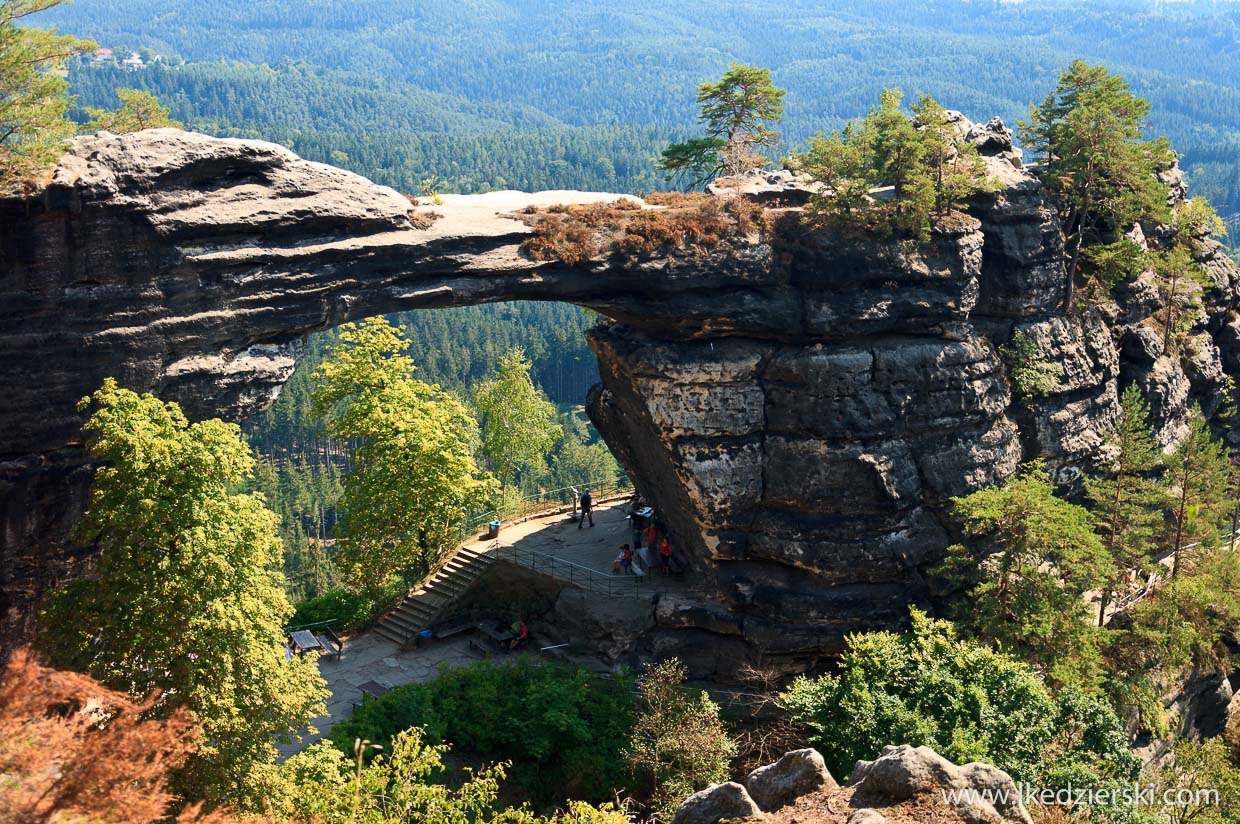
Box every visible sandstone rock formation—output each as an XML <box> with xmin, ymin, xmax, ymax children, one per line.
<box><xmin>848</xmin><ymin>745</ymin><xmax>1032</xmax><ymax>824</ymax></box>
<box><xmin>746</xmin><ymin>747</ymin><xmax>839</xmax><ymax>812</ymax></box>
<box><xmin>671</xmin><ymin>781</ymin><xmax>764</xmax><ymax>824</ymax></box>
<box><xmin>2</xmin><ymin>122</ymin><xmax>1238</xmax><ymax>670</ymax></box>
<box><xmin>674</xmin><ymin>745</ymin><xmax>1032</xmax><ymax>824</ymax></box>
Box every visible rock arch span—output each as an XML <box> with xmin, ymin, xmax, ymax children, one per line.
<box><xmin>3</xmin><ymin>127</ymin><xmax>1237</xmax><ymax>674</ymax></box>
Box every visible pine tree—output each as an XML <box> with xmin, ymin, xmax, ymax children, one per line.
<box><xmin>82</xmin><ymin>87</ymin><xmax>182</xmax><ymax>133</ymax></box>
<box><xmin>1162</xmin><ymin>410</ymin><xmax>1233</xmax><ymax>579</ymax></box>
<box><xmin>1019</xmin><ymin>61</ymin><xmax>1173</xmax><ymax>306</ymax></box>
<box><xmin>1085</xmin><ymin>384</ymin><xmax>1163</xmax><ymax>625</ymax></box>
<box><xmin>911</xmin><ymin>94</ymin><xmax>998</xmax><ymax>215</ymax></box>
<box><xmin>658</xmin><ymin>63</ymin><xmax>785</xmax><ymax>187</ymax></box>
<box><xmin>0</xmin><ymin>0</ymin><xmax>94</xmax><ymax>187</ymax></box>
<box><xmin>936</xmin><ymin>461</ymin><xmax>1109</xmax><ymax>686</ymax></box>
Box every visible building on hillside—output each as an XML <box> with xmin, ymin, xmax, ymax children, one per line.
<box><xmin>121</xmin><ymin>52</ymin><xmax>145</xmax><ymax>70</ymax></box>
<box><xmin>91</xmin><ymin>48</ymin><xmax>114</xmax><ymax>63</ymax></box>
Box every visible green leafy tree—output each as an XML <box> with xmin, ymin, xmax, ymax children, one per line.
<box><xmin>794</xmin><ymin>124</ymin><xmax>871</xmax><ymax>225</ymax></box>
<box><xmin>999</xmin><ymin>330</ymin><xmax>1063</xmax><ymax>398</ymax></box>
<box><xmin>1162</xmin><ymin>409</ymin><xmax>1233</xmax><ymax>579</ymax></box>
<box><xmin>310</xmin><ymin>317</ymin><xmax>493</xmax><ymax>589</ymax></box>
<box><xmin>268</xmin><ymin>728</ymin><xmax>632</xmax><ymax>824</ymax></box>
<box><xmin>1173</xmin><ymin>196</ymin><xmax>1228</xmax><ymax>241</ymax></box>
<box><xmin>1106</xmin><ymin>548</ymin><xmax>1240</xmax><ymax>723</ymax></box>
<box><xmin>550</xmin><ymin>436</ymin><xmax>621</xmax><ymax>492</ymax></box>
<box><xmin>472</xmin><ymin>347</ymin><xmax>562</xmax><ymax>488</ymax></box>
<box><xmin>41</xmin><ymin>378</ymin><xmax>327</xmax><ymax>810</ymax></box>
<box><xmin>1085</xmin><ymin>384</ymin><xmax>1163</xmax><ymax>626</ymax></box>
<box><xmin>658</xmin><ymin>63</ymin><xmax>785</xmax><ymax>186</ymax></box>
<box><xmin>1142</xmin><ymin>739</ymin><xmax>1240</xmax><ymax>824</ymax></box>
<box><xmin>1080</xmin><ymin>238</ymin><xmax>1147</xmax><ymax>293</ymax></box>
<box><xmin>81</xmin><ymin>87</ymin><xmax>182</xmax><ymax>133</ymax></box>
<box><xmin>935</xmin><ymin>461</ymin><xmax>1108</xmax><ymax>686</ymax></box>
<box><xmin>1019</xmin><ymin>61</ymin><xmax>1173</xmax><ymax>305</ymax></box>
<box><xmin>869</xmin><ymin>88</ymin><xmax>934</xmax><ymax>236</ymax></box>
<box><xmin>794</xmin><ymin>88</ymin><xmax>992</xmax><ymax>240</ymax></box>
<box><xmin>626</xmin><ymin>658</ymin><xmax>735</xmax><ymax>820</ymax></box>
<box><xmin>779</xmin><ymin>611</ymin><xmax>1139</xmax><ymax>791</ymax></box>
<box><xmin>0</xmin><ymin>0</ymin><xmax>94</xmax><ymax>187</ymax></box>
<box><xmin>329</xmin><ymin>656</ymin><xmax>634</xmax><ymax>808</ymax></box>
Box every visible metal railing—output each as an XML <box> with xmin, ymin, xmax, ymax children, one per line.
<box><xmin>455</xmin><ymin>476</ymin><xmax>634</xmax><ymax>541</ymax></box>
<box><xmin>494</xmin><ymin>544</ymin><xmax>647</xmax><ymax>599</ymax></box>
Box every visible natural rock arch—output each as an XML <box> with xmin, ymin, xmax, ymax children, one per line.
<box><xmin>2</xmin><ymin>126</ymin><xmax>1237</xmax><ymax>673</ymax></box>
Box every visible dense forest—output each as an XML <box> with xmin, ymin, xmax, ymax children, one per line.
<box><xmin>44</xmin><ymin>0</ymin><xmax>1240</xmax><ymax>221</ymax></box>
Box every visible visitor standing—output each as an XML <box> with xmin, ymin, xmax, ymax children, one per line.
<box><xmin>579</xmin><ymin>489</ymin><xmax>594</xmax><ymax>528</ymax></box>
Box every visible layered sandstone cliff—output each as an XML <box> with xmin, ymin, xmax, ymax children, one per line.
<box><xmin>2</xmin><ymin>123</ymin><xmax>1236</xmax><ymax>672</ymax></box>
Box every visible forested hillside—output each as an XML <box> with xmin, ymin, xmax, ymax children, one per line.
<box><xmin>45</xmin><ymin>0</ymin><xmax>1240</xmax><ymax>220</ymax></box>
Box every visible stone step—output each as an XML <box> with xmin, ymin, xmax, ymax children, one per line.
<box><xmin>373</xmin><ymin>623</ymin><xmax>409</xmax><ymax>646</ymax></box>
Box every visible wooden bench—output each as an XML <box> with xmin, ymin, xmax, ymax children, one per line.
<box><xmin>316</xmin><ymin>627</ymin><xmax>344</xmax><ymax>661</ymax></box>
<box><xmin>430</xmin><ymin>622</ymin><xmax>475</xmax><ymax>640</ymax></box>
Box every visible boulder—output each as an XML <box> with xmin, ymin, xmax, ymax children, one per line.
<box><xmin>671</xmin><ymin>781</ymin><xmax>763</xmax><ymax>824</ymax></box>
<box><xmin>744</xmin><ymin>748</ymin><xmax>839</xmax><ymax>811</ymax></box>
<box><xmin>849</xmin><ymin>745</ymin><xmax>1032</xmax><ymax>824</ymax></box>
<box><xmin>846</xmin><ymin>811</ymin><xmax>887</xmax><ymax>824</ymax></box>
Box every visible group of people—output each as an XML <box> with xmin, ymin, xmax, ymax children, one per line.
<box><xmin>612</xmin><ymin>498</ymin><xmax>679</xmax><ymax>575</ymax></box>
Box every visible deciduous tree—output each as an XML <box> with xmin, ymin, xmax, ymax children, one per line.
<box><xmin>41</xmin><ymin>378</ymin><xmax>327</xmax><ymax>811</ymax></box>
<box><xmin>472</xmin><ymin>347</ymin><xmax>562</xmax><ymax>488</ymax></box>
<box><xmin>626</xmin><ymin>658</ymin><xmax>735</xmax><ymax>820</ymax></box>
<box><xmin>310</xmin><ymin>317</ymin><xmax>493</xmax><ymax>588</ymax></box>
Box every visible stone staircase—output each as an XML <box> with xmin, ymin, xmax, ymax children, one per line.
<box><xmin>373</xmin><ymin>546</ymin><xmax>496</xmax><ymax>646</ymax></box>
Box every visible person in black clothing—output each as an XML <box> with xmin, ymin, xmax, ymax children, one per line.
<box><xmin>578</xmin><ymin>489</ymin><xmax>594</xmax><ymax>528</ymax></box>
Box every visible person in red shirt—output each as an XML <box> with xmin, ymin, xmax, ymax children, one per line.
<box><xmin>508</xmin><ymin>619</ymin><xmax>529</xmax><ymax>650</ymax></box>
<box><xmin>643</xmin><ymin>522</ymin><xmax>658</xmax><ymax>549</ymax></box>
<box><xmin>658</xmin><ymin>536</ymin><xmax>672</xmax><ymax>573</ymax></box>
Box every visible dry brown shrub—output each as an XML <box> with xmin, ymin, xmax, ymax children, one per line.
<box><xmin>517</xmin><ymin>193</ymin><xmax>770</xmax><ymax>265</ymax></box>
<box><xmin>401</xmin><ymin>193</ymin><xmax>442</xmax><ymax>229</ymax></box>
<box><xmin>0</xmin><ymin>649</ymin><xmax>245</xmax><ymax>824</ymax></box>
<box><xmin>519</xmin><ymin>214</ymin><xmax>599</xmax><ymax>266</ymax></box>
<box><xmin>643</xmin><ymin>191</ymin><xmax>712</xmax><ymax>207</ymax></box>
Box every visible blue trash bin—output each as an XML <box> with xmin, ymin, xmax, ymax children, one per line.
<box><xmin>488</xmin><ymin>519</ymin><xmax>501</xmax><ymax>540</ymax></box>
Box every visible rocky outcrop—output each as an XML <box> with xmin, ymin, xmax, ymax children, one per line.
<box><xmin>675</xmin><ymin>746</ymin><xmax>1032</xmax><ymax>824</ymax></box>
<box><xmin>746</xmin><ymin>748</ymin><xmax>839</xmax><ymax>811</ymax></box>
<box><xmin>672</xmin><ymin>782</ymin><xmax>764</xmax><ymax>824</ymax></box>
<box><xmin>849</xmin><ymin>745</ymin><xmax>1032</xmax><ymax>824</ymax></box>
<box><xmin>3</xmin><ymin>121</ymin><xmax>1239</xmax><ymax>669</ymax></box>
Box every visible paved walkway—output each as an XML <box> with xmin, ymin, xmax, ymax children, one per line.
<box><xmin>464</xmin><ymin>500</ymin><xmax>689</xmax><ymax>592</ymax></box>
<box><xmin>280</xmin><ymin>632</ymin><xmax>478</xmax><ymax>755</ymax></box>
<box><xmin>283</xmin><ymin>501</ymin><xmax>688</xmax><ymax>756</ymax></box>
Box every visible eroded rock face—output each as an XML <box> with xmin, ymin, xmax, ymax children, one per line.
<box><xmin>3</xmin><ymin>124</ymin><xmax>1239</xmax><ymax>670</ymax></box>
